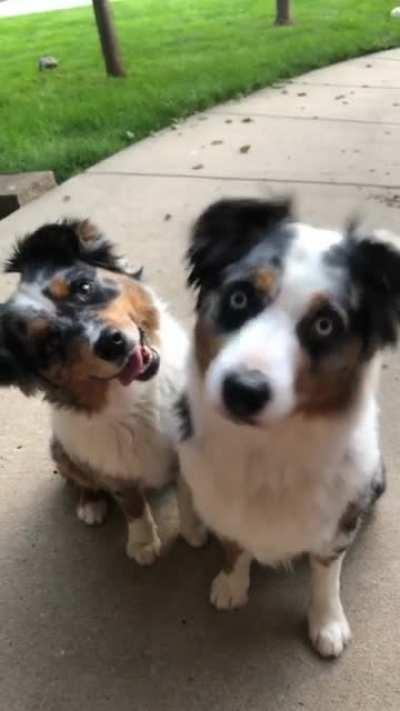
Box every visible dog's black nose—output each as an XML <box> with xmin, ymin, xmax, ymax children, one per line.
<box><xmin>222</xmin><ymin>370</ymin><xmax>271</xmax><ymax>420</ymax></box>
<box><xmin>95</xmin><ymin>329</ymin><xmax>127</xmax><ymax>361</ymax></box>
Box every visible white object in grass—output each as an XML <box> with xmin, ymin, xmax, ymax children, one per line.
<box><xmin>391</xmin><ymin>7</ymin><xmax>400</xmax><ymax>18</ymax></box>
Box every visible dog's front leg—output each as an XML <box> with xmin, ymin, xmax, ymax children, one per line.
<box><xmin>51</xmin><ymin>437</ymin><xmax>108</xmax><ymax>525</ymax></box>
<box><xmin>210</xmin><ymin>541</ymin><xmax>252</xmax><ymax>611</ymax></box>
<box><xmin>308</xmin><ymin>553</ymin><xmax>351</xmax><ymax>658</ymax></box>
<box><xmin>116</xmin><ymin>487</ymin><xmax>161</xmax><ymax>566</ymax></box>
<box><xmin>177</xmin><ymin>477</ymin><xmax>208</xmax><ymax>548</ymax></box>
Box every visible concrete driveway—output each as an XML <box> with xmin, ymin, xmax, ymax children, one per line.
<box><xmin>1</xmin><ymin>50</ymin><xmax>400</xmax><ymax>711</ymax></box>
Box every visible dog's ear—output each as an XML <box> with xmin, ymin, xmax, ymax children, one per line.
<box><xmin>5</xmin><ymin>219</ymin><xmax>123</xmax><ymax>275</ymax></box>
<box><xmin>187</xmin><ymin>198</ymin><xmax>292</xmax><ymax>302</ymax></box>
<box><xmin>349</xmin><ymin>235</ymin><xmax>400</xmax><ymax>347</ymax></box>
<box><xmin>0</xmin><ymin>308</ymin><xmax>36</xmax><ymax>394</ymax></box>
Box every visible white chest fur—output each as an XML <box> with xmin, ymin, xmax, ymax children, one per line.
<box><xmin>181</xmin><ymin>364</ymin><xmax>381</xmax><ymax>564</ymax></box>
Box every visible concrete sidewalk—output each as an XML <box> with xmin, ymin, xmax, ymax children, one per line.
<box><xmin>1</xmin><ymin>50</ymin><xmax>400</xmax><ymax>711</ymax></box>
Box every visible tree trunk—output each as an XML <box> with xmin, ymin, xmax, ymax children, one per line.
<box><xmin>92</xmin><ymin>0</ymin><xmax>125</xmax><ymax>77</ymax></box>
<box><xmin>275</xmin><ymin>0</ymin><xmax>292</xmax><ymax>25</ymax></box>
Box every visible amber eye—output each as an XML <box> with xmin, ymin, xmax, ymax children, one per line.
<box><xmin>229</xmin><ymin>290</ymin><xmax>248</xmax><ymax>311</ymax></box>
<box><xmin>313</xmin><ymin>316</ymin><xmax>334</xmax><ymax>338</ymax></box>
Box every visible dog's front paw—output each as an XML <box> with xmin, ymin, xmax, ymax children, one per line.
<box><xmin>126</xmin><ymin>534</ymin><xmax>162</xmax><ymax>566</ymax></box>
<box><xmin>77</xmin><ymin>498</ymin><xmax>108</xmax><ymax>526</ymax></box>
<box><xmin>309</xmin><ymin>608</ymin><xmax>352</xmax><ymax>658</ymax></box>
<box><xmin>181</xmin><ymin>521</ymin><xmax>208</xmax><ymax>549</ymax></box>
<box><xmin>210</xmin><ymin>570</ymin><xmax>249</xmax><ymax>611</ymax></box>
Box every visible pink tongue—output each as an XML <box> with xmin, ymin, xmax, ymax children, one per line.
<box><xmin>118</xmin><ymin>348</ymin><xmax>145</xmax><ymax>386</ymax></box>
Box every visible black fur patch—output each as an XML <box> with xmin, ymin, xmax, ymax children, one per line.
<box><xmin>5</xmin><ymin>220</ymin><xmax>123</xmax><ymax>277</ymax></box>
<box><xmin>348</xmin><ymin>237</ymin><xmax>400</xmax><ymax>348</ymax></box>
<box><xmin>328</xmin><ymin>235</ymin><xmax>400</xmax><ymax>351</ymax></box>
<box><xmin>175</xmin><ymin>394</ymin><xmax>193</xmax><ymax>441</ymax></box>
<box><xmin>216</xmin><ymin>279</ymin><xmax>267</xmax><ymax>333</ymax></box>
<box><xmin>187</xmin><ymin>198</ymin><xmax>292</xmax><ymax>305</ymax></box>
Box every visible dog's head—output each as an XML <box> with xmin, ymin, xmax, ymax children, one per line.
<box><xmin>0</xmin><ymin>220</ymin><xmax>160</xmax><ymax>412</ymax></box>
<box><xmin>187</xmin><ymin>198</ymin><xmax>400</xmax><ymax>426</ymax></box>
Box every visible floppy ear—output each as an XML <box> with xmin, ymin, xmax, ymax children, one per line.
<box><xmin>0</xmin><ymin>346</ymin><xmax>22</xmax><ymax>387</ymax></box>
<box><xmin>187</xmin><ymin>197</ymin><xmax>292</xmax><ymax>302</ymax></box>
<box><xmin>0</xmin><ymin>309</ymin><xmax>36</xmax><ymax>394</ymax></box>
<box><xmin>349</xmin><ymin>236</ymin><xmax>400</xmax><ymax>347</ymax></box>
<box><xmin>5</xmin><ymin>219</ymin><xmax>124</xmax><ymax>275</ymax></box>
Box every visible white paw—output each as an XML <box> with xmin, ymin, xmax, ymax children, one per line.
<box><xmin>210</xmin><ymin>571</ymin><xmax>249</xmax><ymax>611</ymax></box>
<box><xmin>77</xmin><ymin>498</ymin><xmax>108</xmax><ymax>526</ymax></box>
<box><xmin>126</xmin><ymin>534</ymin><xmax>162</xmax><ymax>566</ymax></box>
<box><xmin>181</xmin><ymin>521</ymin><xmax>208</xmax><ymax>548</ymax></box>
<box><xmin>309</xmin><ymin>610</ymin><xmax>352</xmax><ymax>658</ymax></box>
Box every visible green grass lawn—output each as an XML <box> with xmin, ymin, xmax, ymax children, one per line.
<box><xmin>1</xmin><ymin>0</ymin><xmax>399</xmax><ymax>182</ymax></box>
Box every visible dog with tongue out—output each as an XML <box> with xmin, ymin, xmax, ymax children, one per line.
<box><xmin>0</xmin><ymin>219</ymin><xmax>205</xmax><ymax>564</ymax></box>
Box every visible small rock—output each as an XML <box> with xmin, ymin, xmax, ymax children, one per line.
<box><xmin>211</xmin><ymin>140</ymin><xmax>224</xmax><ymax>145</ymax></box>
<box><xmin>241</xmin><ymin>117</ymin><xmax>253</xmax><ymax>123</ymax></box>
<box><xmin>297</xmin><ymin>92</ymin><xmax>307</xmax><ymax>97</ymax></box>
<box><xmin>38</xmin><ymin>56</ymin><xmax>58</xmax><ymax>71</ymax></box>
<box><xmin>164</xmin><ymin>214</ymin><xmax>172</xmax><ymax>221</ymax></box>
<box><xmin>192</xmin><ymin>164</ymin><xmax>204</xmax><ymax>170</ymax></box>
<box><xmin>62</xmin><ymin>195</ymin><xmax>71</xmax><ymax>202</ymax></box>
<box><xmin>225</xmin><ymin>119</ymin><xmax>233</xmax><ymax>124</ymax></box>
<box><xmin>334</xmin><ymin>94</ymin><xmax>346</xmax><ymax>100</ymax></box>
<box><xmin>239</xmin><ymin>145</ymin><xmax>251</xmax><ymax>154</ymax></box>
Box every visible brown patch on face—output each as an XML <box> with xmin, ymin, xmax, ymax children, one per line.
<box><xmin>39</xmin><ymin>277</ymin><xmax>160</xmax><ymax>412</ymax></box>
<box><xmin>48</xmin><ymin>277</ymin><xmax>70</xmax><ymax>300</ymax></box>
<box><xmin>254</xmin><ymin>268</ymin><xmax>278</xmax><ymax>299</ymax></box>
<box><xmin>307</xmin><ymin>292</ymin><xmax>332</xmax><ymax>313</ymax></box>
<box><xmin>194</xmin><ymin>318</ymin><xmax>221</xmax><ymax>374</ymax></box>
<box><xmin>97</xmin><ymin>273</ymin><xmax>160</xmax><ymax>345</ymax></box>
<box><xmin>295</xmin><ymin>337</ymin><xmax>364</xmax><ymax>416</ymax></box>
<box><xmin>42</xmin><ymin>339</ymin><xmax>111</xmax><ymax>413</ymax></box>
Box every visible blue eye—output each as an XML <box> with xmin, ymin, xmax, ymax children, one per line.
<box><xmin>229</xmin><ymin>290</ymin><xmax>248</xmax><ymax>311</ymax></box>
<box><xmin>313</xmin><ymin>316</ymin><xmax>334</xmax><ymax>338</ymax></box>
